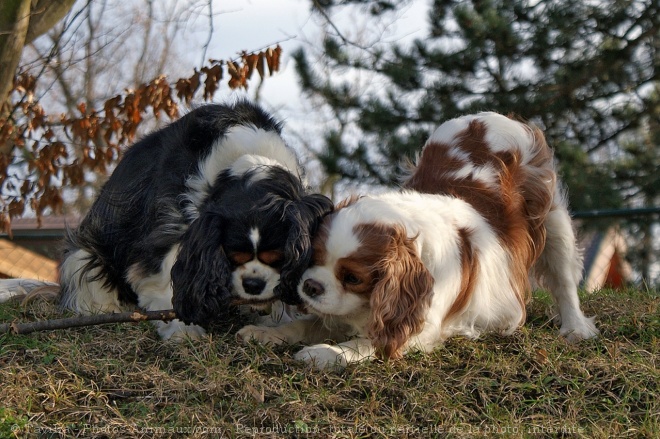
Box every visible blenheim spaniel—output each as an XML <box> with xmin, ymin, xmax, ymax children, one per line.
<box><xmin>238</xmin><ymin>112</ymin><xmax>599</xmax><ymax>369</ymax></box>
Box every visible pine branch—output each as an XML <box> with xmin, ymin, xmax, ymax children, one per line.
<box><xmin>311</xmin><ymin>0</ymin><xmax>379</xmax><ymax>56</ymax></box>
<box><xmin>0</xmin><ymin>310</ymin><xmax>177</xmax><ymax>335</ymax></box>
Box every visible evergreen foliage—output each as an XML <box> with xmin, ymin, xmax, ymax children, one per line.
<box><xmin>298</xmin><ymin>0</ymin><xmax>659</xmax><ymax>213</ymax></box>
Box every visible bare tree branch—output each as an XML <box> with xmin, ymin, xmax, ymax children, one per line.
<box><xmin>311</xmin><ymin>0</ymin><xmax>377</xmax><ymax>55</ymax></box>
<box><xmin>200</xmin><ymin>0</ymin><xmax>214</xmax><ymax>68</ymax></box>
<box><xmin>0</xmin><ymin>309</ymin><xmax>177</xmax><ymax>335</ymax></box>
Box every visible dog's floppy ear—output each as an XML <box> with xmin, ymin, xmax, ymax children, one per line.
<box><xmin>276</xmin><ymin>193</ymin><xmax>334</xmax><ymax>304</ymax></box>
<box><xmin>367</xmin><ymin>225</ymin><xmax>434</xmax><ymax>359</ymax></box>
<box><xmin>171</xmin><ymin>210</ymin><xmax>232</xmax><ymax>325</ymax></box>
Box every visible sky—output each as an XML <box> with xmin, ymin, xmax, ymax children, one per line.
<box><xmin>206</xmin><ymin>0</ymin><xmax>333</xmax><ymax>182</ymax></box>
<box><xmin>201</xmin><ymin>0</ymin><xmax>429</xmax><ymax>183</ymax></box>
<box><xmin>205</xmin><ymin>0</ymin><xmax>428</xmax><ymax>113</ymax></box>
<box><xmin>209</xmin><ymin>0</ymin><xmax>315</xmax><ymax>108</ymax></box>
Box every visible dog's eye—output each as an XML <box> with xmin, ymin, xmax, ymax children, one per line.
<box><xmin>343</xmin><ymin>273</ymin><xmax>361</xmax><ymax>285</ymax></box>
<box><xmin>229</xmin><ymin>251</ymin><xmax>253</xmax><ymax>265</ymax></box>
<box><xmin>258</xmin><ymin>250</ymin><xmax>284</xmax><ymax>267</ymax></box>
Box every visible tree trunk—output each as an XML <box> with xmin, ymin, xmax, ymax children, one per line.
<box><xmin>25</xmin><ymin>0</ymin><xmax>78</xmax><ymax>44</ymax></box>
<box><xmin>0</xmin><ymin>0</ymin><xmax>32</xmax><ymax>114</ymax></box>
<box><xmin>0</xmin><ymin>0</ymin><xmax>77</xmax><ymax>156</ymax></box>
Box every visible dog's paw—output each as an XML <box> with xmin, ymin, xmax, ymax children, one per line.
<box><xmin>156</xmin><ymin>320</ymin><xmax>206</xmax><ymax>341</ymax></box>
<box><xmin>294</xmin><ymin>344</ymin><xmax>347</xmax><ymax>371</ymax></box>
<box><xmin>236</xmin><ymin>325</ymin><xmax>286</xmax><ymax>346</ymax></box>
<box><xmin>560</xmin><ymin>316</ymin><xmax>599</xmax><ymax>343</ymax></box>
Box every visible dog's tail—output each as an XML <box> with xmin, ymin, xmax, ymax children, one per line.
<box><xmin>0</xmin><ymin>279</ymin><xmax>60</xmax><ymax>304</ymax></box>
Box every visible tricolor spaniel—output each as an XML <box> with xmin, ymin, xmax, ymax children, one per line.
<box><xmin>238</xmin><ymin>112</ymin><xmax>599</xmax><ymax>369</ymax></box>
<box><xmin>58</xmin><ymin>101</ymin><xmax>333</xmax><ymax>340</ymax></box>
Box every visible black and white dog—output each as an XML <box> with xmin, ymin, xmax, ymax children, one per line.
<box><xmin>57</xmin><ymin>101</ymin><xmax>333</xmax><ymax>339</ymax></box>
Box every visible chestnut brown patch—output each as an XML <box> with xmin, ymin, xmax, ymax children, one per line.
<box><xmin>257</xmin><ymin>250</ymin><xmax>284</xmax><ymax>267</ymax></box>
<box><xmin>334</xmin><ymin>256</ymin><xmax>378</xmax><ymax>296</ymax></box>
<box><xmin>406</xmin><ymin>117</ymin><xmax>556</xmax><ymax>311</ymax></box>
<box><xmin>341</xmin><ymin>222</ymin><xmax>434</xmax><ymax>359</ymax></box>
<box><xmin>228</xmin><ymin>251</ymin><xmax>253</xmax><ymax>266</ymax></box>
<box><xmin>310</xmin><ymin>196</ymin><xmax>363</xmax><ymax>268</ymax></box>
<box><xmin>311</xmin><ymin>219</ymin><xmax>330</xmax><ymax>266</ymax></box>
<box><xmin>445</xmin><ymin>228</ymin><xmax>479</xmax><ymax>321</ymax></box>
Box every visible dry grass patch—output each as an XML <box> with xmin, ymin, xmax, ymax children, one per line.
<box><xmin>1</xmin><ymin>289</ymin><xmax>659</xmax><ymax>438</ymax></box>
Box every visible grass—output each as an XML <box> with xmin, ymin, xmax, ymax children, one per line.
<box><xmin>0</xmin><ymin>289</ymin><xmax>658</xmax><ymax>438</ymax></box>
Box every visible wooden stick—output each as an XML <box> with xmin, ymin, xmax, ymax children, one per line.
<box><xmin>0</xmin><ymin>310</ymin><xmax>178</xmax><ymax>335</ymax></box>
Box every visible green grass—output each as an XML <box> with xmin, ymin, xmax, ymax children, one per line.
<box><xmin>1</xmin><ymin>289</ymin><xmax>658</xmax><ymax>438</ymax></box>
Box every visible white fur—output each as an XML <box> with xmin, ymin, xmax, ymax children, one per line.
<box><xmin>239</xmin><ymin>112</ymin><xmax>599</xmax><ymax>370</ymax></box>
<box><xmin>294</xmin><ymin>339</ymin><xmax>376</xmax><ymax>371</ymax></box>
<box><xmin>57</xmin><ymin>237</ymin><xmax>205</xmax><ymax>342</ymax></box>
<box><xmin>229</xmin><ymin>155</ymin><xmax>287</xmax><ymax>181</ymax></box>
<box><xmin>427</xmin><ymin>112</ymin><xmax>532</xmax><ymax>155</ymax></box>
<box><xmin>232</xmin><ymin>260</ymin><xmax>280</xmax><ymax>301</ymax></box>
<box><xmin>249</xmin><ymin>228</ymin><xmax>260</xmax><ymax>247</ymax></box>
<box><xmin>127</xmin><ymin>246</ymin><xmax>206</xmax><ymax>340</ymax></box>
<box><xmin>184</xmin><ymin>125</ymin><xmax>301</xmax><ymax>220</ymax></box>
<box><xmin>60</xmin><ymin>249</ymin><xmax>123</xmax><ymax>314</ymax></box>
<box><xmin>532</xmin><ymin>190</ymin><xmax>599</xmax><ymax>342</ymax></box>
<box><xmin>298</xmin><ymin>265</ymin><xmax>366</xmax><ymax>317</ymax></box>
<box><xmin>299</xmin><ymin>193</ymin><xmax>528</xmax><ymax>350</ymax></box>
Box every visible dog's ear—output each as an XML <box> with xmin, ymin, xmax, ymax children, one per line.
<box><xmin>275</xmin><ymin>193</ymin><xmax>334</xmax><ymax>304</ymax></box>
<box><xmin>367</xmin><ymin>225</ymin><xmax>434</xmax><ymax>359</ymax></box>
<box><xmin>171</xmin><ymin>210</ymin><xmax>232</xmax><ymax>325</ymax></box>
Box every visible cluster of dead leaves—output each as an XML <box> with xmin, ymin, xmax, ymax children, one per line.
<box><xmin>0</xmin><ymin>46</ymin><xmax>282</xmax><ymax>234</ymax></box>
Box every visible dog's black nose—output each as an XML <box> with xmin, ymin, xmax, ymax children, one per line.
<box><xmin>302</xmin><ymin>279</ymin><xmax>324</xmax><ymax>297</ymax></box>
<box><xmin>242</xmin><ymin>277</ymin><xmax>266</xmax><ymax>295</ymax></box>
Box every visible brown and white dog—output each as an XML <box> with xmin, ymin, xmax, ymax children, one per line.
<box><xmin>238</xmin><ymin>112</ymin><xmax>599</xmax><ymax>369</ymax></box>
